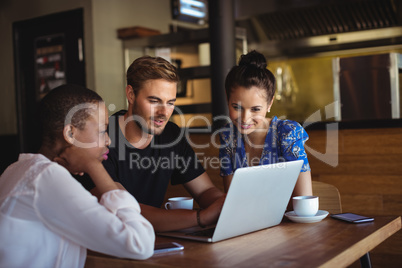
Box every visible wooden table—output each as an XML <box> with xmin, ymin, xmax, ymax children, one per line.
<box><xmin>85</xmin><ymin>216</ymin><xmax>401</xmax><ymax>268</ymax></box>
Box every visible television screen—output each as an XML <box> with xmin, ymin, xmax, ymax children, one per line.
<box><xmin>171</xmin><ymin>0</ymin><xmax>208</xmax><ymax>24</ymax></box>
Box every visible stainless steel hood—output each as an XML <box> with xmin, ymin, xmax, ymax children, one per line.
<box><xmin>234</xmin><ymin>0</ymin><xmax>402</xmax><ymax>58</ymax></box>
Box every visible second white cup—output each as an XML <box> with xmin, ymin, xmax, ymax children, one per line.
<box><xmin>292</xmin><ymin>196</ymin><xmax>319</xmax><ymax>217</ymax></box>
<box><xmin>164</xmin><ymin>197</ymin><xmax>193</xmax><ymax>210</ymax></box>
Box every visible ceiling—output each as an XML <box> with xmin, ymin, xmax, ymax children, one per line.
<box><xmin>234</xmin><ymin>0</ymin><xmax>402</xmax><ymax>57</ymax></box>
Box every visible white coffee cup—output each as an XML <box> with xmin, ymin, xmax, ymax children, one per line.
<box><xmin>292</xmin><ymin>196</ymin><xmax>319</xmax><ymax>217</ymax></box>
<box><xmin>164</xmin><ymin>197</ymin><xmax>193</xmax><ymax>210</ymax></box>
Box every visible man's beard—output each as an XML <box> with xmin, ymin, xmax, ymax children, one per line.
<box><xmin>131</xmin><ymin>101</ymin><xmax>168</xmax><ymax>136</ymax></box>
<box><xmin>134</xmin><ymin>117</ymin><xmax>167</xmax><ymax>136</ymax></box>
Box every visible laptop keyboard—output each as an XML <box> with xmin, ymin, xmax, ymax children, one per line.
<box><xmin>186</xmin><ymin>227</ymin><xmax>215</xmax><ymax>237</ymax></box>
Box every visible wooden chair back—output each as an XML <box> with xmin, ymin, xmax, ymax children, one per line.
<box><xmin>312</xmin><ymin>181</ymin><xmax>342</xmax><ymax>214</ymax></box>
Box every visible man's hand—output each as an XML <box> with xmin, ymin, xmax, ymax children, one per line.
<box><xmin>198</xmin><ymin>195</ymin><xmax>226</xmax><ymax>227</ymax></box>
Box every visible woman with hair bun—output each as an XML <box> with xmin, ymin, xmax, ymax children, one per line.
<box><xmin>219</xmin><ymin>50</ymin><xmax>312</xmax><ymax>199</ymax></box>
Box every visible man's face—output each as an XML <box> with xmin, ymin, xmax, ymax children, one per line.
<box><xmin>131</xmin><ymin>79</ymin><xmax>177</xmax><ymax>135</ymax></box>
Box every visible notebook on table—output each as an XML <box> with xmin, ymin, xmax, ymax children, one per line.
<box><xmin>158</xmin><ymin>159</ymin><xmax>304</xmax><ymax>243</ymax></box>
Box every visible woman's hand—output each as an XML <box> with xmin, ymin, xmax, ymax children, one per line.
<box><xmin>55</xmin><ymin>145</ymin><xmax>119</xmax><ymax>194</ymax></box>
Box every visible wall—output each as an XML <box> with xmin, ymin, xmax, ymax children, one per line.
<box><xmin>267</xmin><ymin>48</ymin><xmax>402</xmax><ymax>123</ymax></box>
<box><xmin>91</xmin><ymin>0</ymin><xmax>172</xmax><ymax>113</ymax></box>
<box><xmin>0</xmin><ymin>0</ymin><xmax>174</xmax><ymax>136</ymax></box>
<box><xmin>0</xmin><ymin>0</ymin><xmax>93</xmax><ymax>135</ymax></box>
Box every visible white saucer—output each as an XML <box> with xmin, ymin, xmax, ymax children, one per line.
<box><xmin>285</xmin><ymin>210</ymin><xmax>329</xmax><ymax>223</ymax></box>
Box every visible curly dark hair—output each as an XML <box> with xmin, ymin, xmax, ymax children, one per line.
<box><xmin>225</xmin><ymin>50</ymin><xmax>276</xmax><ymax>104</ymax></box>
<box><xmin>126</xmin><ymin>56</ymin><xmax>179</xmax><ymax>95</ymax></box>
<box><xmin>38</xmin><ymin>84</ymin><xmax>103</xmax><ymax>146</ymax></box>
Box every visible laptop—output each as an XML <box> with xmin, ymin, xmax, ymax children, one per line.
<box><xmin>158</xmin><ymin>159</ymin><xmax>303</xmax><ymax>243</ymax></box>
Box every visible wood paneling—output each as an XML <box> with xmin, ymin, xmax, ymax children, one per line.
<box><xmin>318</xmin><ymin>175</ymin><xmax>402</xmax><ymax>195</ymax></box>
<box><xmin>302</xmin><ymin>127</ymin><xmax>402</xmax><ymax>268</ymax></box>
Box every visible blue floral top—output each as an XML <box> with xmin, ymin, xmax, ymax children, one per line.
<box><xmin>219</xmin><ymin>116</ymin><xmax>311</xmax><ymax>176</ymax></box>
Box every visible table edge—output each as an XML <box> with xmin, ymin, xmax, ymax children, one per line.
<box><xmin>319</xmin><ymin>216</ymin><xmax>402</xmax><ymax>268</ymax></box>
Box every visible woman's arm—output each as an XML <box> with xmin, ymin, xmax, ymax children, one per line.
<box><xmin>287</xmin><ymin>170</ymin><xmax>313</xmax><ymax>210</ymax></box>
<box><xmin>293</xmin><ymin>170</ymin><xmax>313</xmax><ymax>197</ymax></box>
<box><xmin>36</xmin><ymin>164</ymin><xmax>155</xmax><ymax>260</ymax></box>
<box><xmin>222</xmin><ymin>174</ymin><xmax>234</xmax><ymax>193</ymax></box>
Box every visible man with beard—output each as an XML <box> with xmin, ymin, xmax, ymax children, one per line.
<box><xmin>92</xmin><ymin>56</ymin><xmax>225</xmax><ymax>232</ymax></box>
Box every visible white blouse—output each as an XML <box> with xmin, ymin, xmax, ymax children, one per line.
<box><xmin>0</xmin><ymin>154</ymin><xmax>155</xmax><ymax>268</ymax></box>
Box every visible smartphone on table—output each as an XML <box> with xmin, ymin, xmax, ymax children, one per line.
<box><xmin>331</xmin><ymin>213</ymin><xmax>374</xmax><ymax>223</ymax></box>
<box><xmin>154</xmin><ymin>242</ymin><xmax>184</xmax><ymax>254</ymax></box>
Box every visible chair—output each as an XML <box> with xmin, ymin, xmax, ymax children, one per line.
<box><xmin>312</xmin><ymin>181</ymin><xmax>342</xmax><ymax>214</ymax></box>
<box><xmin>312</xmin><ymin>181</ymin><xmax>372</xmax><ymax>268</ymax></box>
